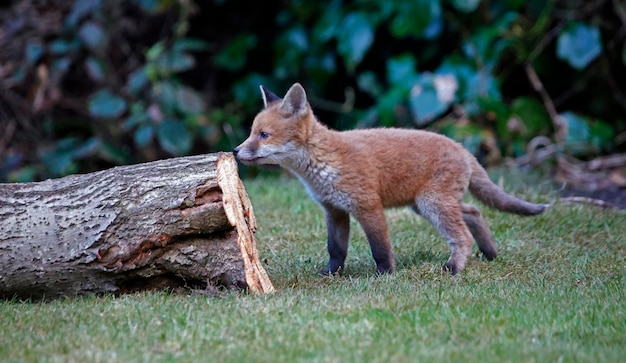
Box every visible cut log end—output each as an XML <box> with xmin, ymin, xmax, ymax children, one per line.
<box><xmin>0</xmin><ymin>152</ymin><xmax>274</xmax><ymax>300</ymax></box>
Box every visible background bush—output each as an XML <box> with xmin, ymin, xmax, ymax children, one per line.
<box><xmin>1</xmin><ymin>0</ymin><xmax>624</xmax><ymax>182</ymax></box>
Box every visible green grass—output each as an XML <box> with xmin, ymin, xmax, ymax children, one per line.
<box><xmin>2</xmin><ymin>170</ymin><xmax>625</xmax><ymax>362</ymax></box>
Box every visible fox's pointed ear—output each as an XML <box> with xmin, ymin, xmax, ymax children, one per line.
<box><xmin>260</xmin><ymin>85</ymin><xmax>281</xmax><ymax>108</ymax></box>
<box><xmin>279</xmin><ymin>83</ymin><xmax>308</xmax><ymax>117</ymax></box>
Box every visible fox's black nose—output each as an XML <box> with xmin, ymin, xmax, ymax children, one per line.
<box><xmin>233</xmin><ymin>147</ymin><xmax>239</xmax><ymax>156</ymax></box>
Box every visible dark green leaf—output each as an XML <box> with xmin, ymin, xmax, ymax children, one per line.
<box><xmin>387</xmin><ymin>54</ymin><xmax>417</xmax><ymax>87</ymax></box>
<box><xmin>173</xmin><ymin>38</ymin><xmax>210</xmax><ymax>52</ymax></box>
<box><xmin>72</xmin><ymin>137</ymin><xmax>100</xmax><ymax>159</ymax></box>
<box><xmin>589</xmin><ymin>121</ymin><xmax>614</xmax><ymax>151</ymax></box>
<box><xmin>450</xmin><ymin>0</ymin><xmax>481</xmax><ymax>13</ymax></box>
<box><xmin>156</xmin><ymin>81</ymin><xmax>177</xmax><ymax>113</ymax></box>
<box><xmin>130</xmin><ymin>0</ymin><xmax>160</xmax><ymax>13</ymax></box>
<box><xmin>463</xmin><ymin>71</ymin><xmax>502</xmax><ymax>115</ymax></box>
<box><xmin>8</xmin><ymin>166</ymin><xmax>38</xmax><ymax>183</ymax></box>
<box><xmin>122</xmin><ymin>111</ymin><xmax>149</xmax><ymax>131</ymax></box>
<box><xmin>88</xmin><ymin>89</ymin><xmax>127</xmax><ymax>119</ymax></box>
<box><xmin>99</xmin><ymin>142</ymin><xmax>132</xmax><ymax>164</ymax></box>
<box><xmin>213</xmin><ymin>34</ymin><xmax>257</xmax><ymax>71</ymax></box>
<box><xmin>51</xmin><ymin>57</ymin><xmax>71</xmax><ymax>76</ymax></box>
<box><xmin>40</xmin><ymin>137</ymin><xmax>92</xmax><ymax>176</ymax></box>
<box><xmin>127</xmin><ymin>68</ymin><xmax>149</xmax><ymax>95</ymax></box>
<box><xmin>390</xmin><ymin>0</ymin><xmax>440</xmax><ymax>39</ymax></box>
<box><xmin>26</xmin><ymin>43</ymin><xmax>43</xmax><ymax>64</ymax></box>
<box><xmin>556</xmin><ymin>22</ymin><xmax>603</xmax><ymax>70</ymax></box>
<box><xmin>409</xmin><ymin>73</ymin><xmax>458</xmax><ymax>126</ymax></box>
<box><xmin>336</xmin><ymin>12</ymin><xmax>374</xmax><ymax>71</ymax></box>
<box><xmin>146</xmin><ymin>41</ymin><xmax>166</xmax><ymax>62</ymax></box>
<box><xmin>48</xmin><ymin>39</ymin><xmax>78</xmax><ymax>55</ymax></box>
<box><xmin>66</xmin><ymin>0</ymin><xmax>102</xmax><ymax>27</ymax></box>
<box><xmin>560</xmin><ymin>111</ymin><xmax>590</xmax><ymax>154</ymax></box>
<box><xmin>85</xmin><ymin>56</ymin><xmax>106</xmax><ymax>81</ymax></box>
<box><xmin>157</xmin><ymin>120</ymin><xmax>192</xmax><ymax>155</ymax></box>
<box><xmin>357</xmin><ymin>71</ymin><xmax>382</xmax><ymax>97</ymax></box>
<box><xmin>511</xmin><ymin>97</ymin><xmax>550</xmax><ymax>135</ymax></box>
<box><xmin>134</xmin><ymin>125</ymin><xmax>154</xmax><ymax>147</ymax></box>
<box><xmin>174</xmin><ymin>86</ymin><xmax>206</xmax><ymax>114</ymax></box>
<box><xmin>478</xmin><ymin>97</ymin><xmax>511</xmax><ymax>137</ymax></box>
<box><xmin>79</xmin><ymin>22</ymin><xmax>108</xmax><ymax>51</ymax></box>
<box><xmin>285</xmin><ymin>27</ymin><xmax>308</xmax><ymax>51</ymax></box>
<box><xmin>232</xmin><ymin>74</ymin><xmax>277</xmax><ymax>109</ymax></box>
<box><xmin>157</xmin><ymin>51</ymin><xmax>195</xmax><ymax>73</ymax></box>
<box><xmin>409</xmin><ymin>86</ymin><xmax>441</xmax><ymax>126</ymax></box>
<box><xmin>376</xmin><ymin>87</ymin><xmax>407</xmax><ymax>126</ymax></box>
<box><xmin>313</xmin><ymin>3</ymin><xmax>342</xmax><ymax>42</ymax></box>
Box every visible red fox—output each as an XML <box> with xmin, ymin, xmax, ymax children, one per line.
<box><xmin>234</xmin><ymin>83</ymin><xmax>547</xmax><ymax>275</ymax></box>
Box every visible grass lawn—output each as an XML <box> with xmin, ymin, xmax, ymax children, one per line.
<box><xmin>1</xmin><ymin>169</ymin><xmax>624</xmax><ymax>362</ymax></box>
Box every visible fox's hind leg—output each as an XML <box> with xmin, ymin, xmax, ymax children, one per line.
<box><xmin>353</xmin><ymin>205</ymin><xmax>395</xmax><ymax>275</ymax></box>
<box><xmin>415</xmin><ymin>195</ymin><xmax>473</xmax><ymax>275</ymax></box>
<box><xmin>462</xmin><ymin>203</ymin><xmax>497</xmax><ymax>260</ymax></box>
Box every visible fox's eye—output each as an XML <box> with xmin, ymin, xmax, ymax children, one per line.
<box><xmin>258</xmin><ymin>131</ymin><xmax>270</xmax><ymax>140</ymax></box>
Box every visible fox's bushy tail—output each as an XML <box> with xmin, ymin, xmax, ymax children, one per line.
<box><xmin>468</xmin><ymin>158</ymin><xmax>547</xmax><ymax>216</ymax></box>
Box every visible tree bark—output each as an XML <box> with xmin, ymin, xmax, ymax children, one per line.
<box><xmin>0</xmin><ymin>152</ymin><xmax>274</xmax><ymax>300</ymax></box>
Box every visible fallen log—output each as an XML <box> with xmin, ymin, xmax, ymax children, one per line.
<box><xmin>0</xmin><ymin>152</ymin><xmax>274</xmax><ymax>300</ymax></box>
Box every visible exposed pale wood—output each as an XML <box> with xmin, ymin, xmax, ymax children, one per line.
<box><xmin>217</xmin><ymin>156</ymin><xmax>274</xmax><ymax>294</ymax></box>
<box><xmin>0</xmin><ymin>152</ymin><xmax>274</xmax><ymax>299</ymax></box>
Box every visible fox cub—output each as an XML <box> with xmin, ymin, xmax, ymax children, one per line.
<box><xmin>234</xmin><ymin>83</ymin><xmax>547</xmax><ymax>275</ymax></box>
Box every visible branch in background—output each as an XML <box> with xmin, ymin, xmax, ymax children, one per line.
<box><xmin>308</xmin><ymin>87</ymin><xmax>355</xmax><ymax>114</ymax></box>
<box><xmin>524</xmin><ymin>63</ymin><xmax>567</xmax><ymax>143</ymax></box>
<box><xmin>558</xmin><ymin>196</ymin><xmax>624</xmax><ymax>211</ymax></box>
<box><xmin>588</xmin><ymin>153</ymin><xmax>626</xmax><ymax>170</ymax></box>
<box><xmin>511</xmin><ymin>135</ymin><xmax>559</xmax><ymax>167</ymax></box>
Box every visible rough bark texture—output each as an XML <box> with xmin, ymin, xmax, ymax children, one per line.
<box><xmin>0</xmin><ymin>152</ymin><xmax>274</xmax><ymax>299</ymax></box>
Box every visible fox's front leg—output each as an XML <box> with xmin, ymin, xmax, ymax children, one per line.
<box><xmin>319</xmin><ymin>205</ymin><xmax>351</xmax><ymax>275</ymax></box>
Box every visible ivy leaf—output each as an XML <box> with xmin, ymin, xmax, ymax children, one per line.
<box><xmin>66</xmin><ymin>0</ymin><xmax>102</xmax><ymax>27</ymax></box>
<box><xmin>127</xmin><ymin>67</ymin><xmax>149</xmax><ymax>95</ymax></box>
<box><xmin>157</xmin><ymin>120</ymin><xmax>192</xmax><ymax>155</ymax></box>
<box><xmin>560</xmin><ymin>111</ymin><xmax>591</xmax><ymax>154</ymax></box>
<box><xmin>157</xmin><ymin>51</ymin><xmax>195</xmax><ymax>73</ymax></box>
<box><xmin>134</xmin><ymin>125</ymin><xmax>154</xmax><ymax>147</ymax></box>
<box><xmin>357</xmin><ymin>71</ymin><xmax>383</xmax><ymax>97</ymax></box>
<box><xmin>557</xmin><ymin>22</ymin><xmax>603</xmax><ymax>70</ymax></box>
<box><xmin>449</xmin><ymin>0</ymin><xmax>481</xmax><ymax>13</ymax></box>
<box><xmin>390</xmin><ymin>0</ymin><xmax>441</xmax><ymax>39</ymax></box>
<box><xmin>88</xmin><ymin>89</ymin><xmax>127</xmax><ymax>119</ymax></box>
<box><xmin>79</xmin><ymin>21</ymin><xmax>108</xmax><ymax>52</ymax></box>
<box><xmin>85</xmin><ymin>56</ymin><xmax>106</xmax><ymax>81</ymax></box>
<box><xmin>409</xmin><ymin>73</ymin><xmax>458</xmax><ymax>126</ymax></box>
<box><xmin>25</xmin><ymin>43</ymin><xmax>44</xmax><ymax>64</ymax></box>
<box><xmin>174</xmin><ymin>85</ymin><xmax>206</xmax><ymax>114</ymax></box>
<box><xmin>376</xmin><ymin>87</ymin><xmax>407</xmax><ymax>127</ymax></box>
<box><xmin>336</xmin><ymin>12</ymin><xmax>374</xmax><ymax>72</ymax></box>
<box><xmin>172</xmin><ymin>38</ymin><xmax>209</xmax><ymax>52</ymax></box>
<box><xmin>387</xmin><ymin>54</ymin><xmax>417</xmax><ymax>87</ymax></box>
<box><xmin>213</xmin><ymin>34</ymin><xmax>257</xmax><ymax>72</ymax></box>
<box><xmin>511</xmin><ymin>97</ymin><xmax>550</xmax><ymax>135</ymax></box>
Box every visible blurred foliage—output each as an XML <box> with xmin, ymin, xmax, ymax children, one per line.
<box><xmin>1</xmin><ymin>0</ymin><xmax>625</xmax><ymax>182</ymax></box>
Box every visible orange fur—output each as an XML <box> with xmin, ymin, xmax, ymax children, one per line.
<box><xmin>235</xmin><ymin>83</ymin><xmax>547</xmax><ymax>275</ymax></box>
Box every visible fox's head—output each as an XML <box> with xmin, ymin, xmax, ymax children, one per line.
<box><xmin>234</xmin><ymin>83</ymin><xmax>313</xmax><ymax>167</ymax></box>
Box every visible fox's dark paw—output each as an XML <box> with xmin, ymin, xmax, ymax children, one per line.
<box><xmin>443</xmin><ymin>262</ymin><xmax>460</xmax><ymax>275</ymax></box>
<box><xmin>376</xmin><ymin>266</ymin><xmax>394</xmax><ymax>276</ymax></box>
<box><xmin>318</xmin><ymin>266</ymin><xmax>343</xmax><ymax>276</ymax></box>
<box><xmin>480</xmin><ymin>248</ymin><xmax>497</xmax><ymax>261</ymax></box>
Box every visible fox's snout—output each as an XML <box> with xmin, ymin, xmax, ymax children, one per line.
<box><xmin>233</xmin><ymin>140</ymin><xmax>259</xmax><ymax>165</ymax></box>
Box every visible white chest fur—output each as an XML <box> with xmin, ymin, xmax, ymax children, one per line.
<box><xmin>291</xmin><ymin>161</ymin><xmax>354</xmax><ymax>212</ymax></box>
